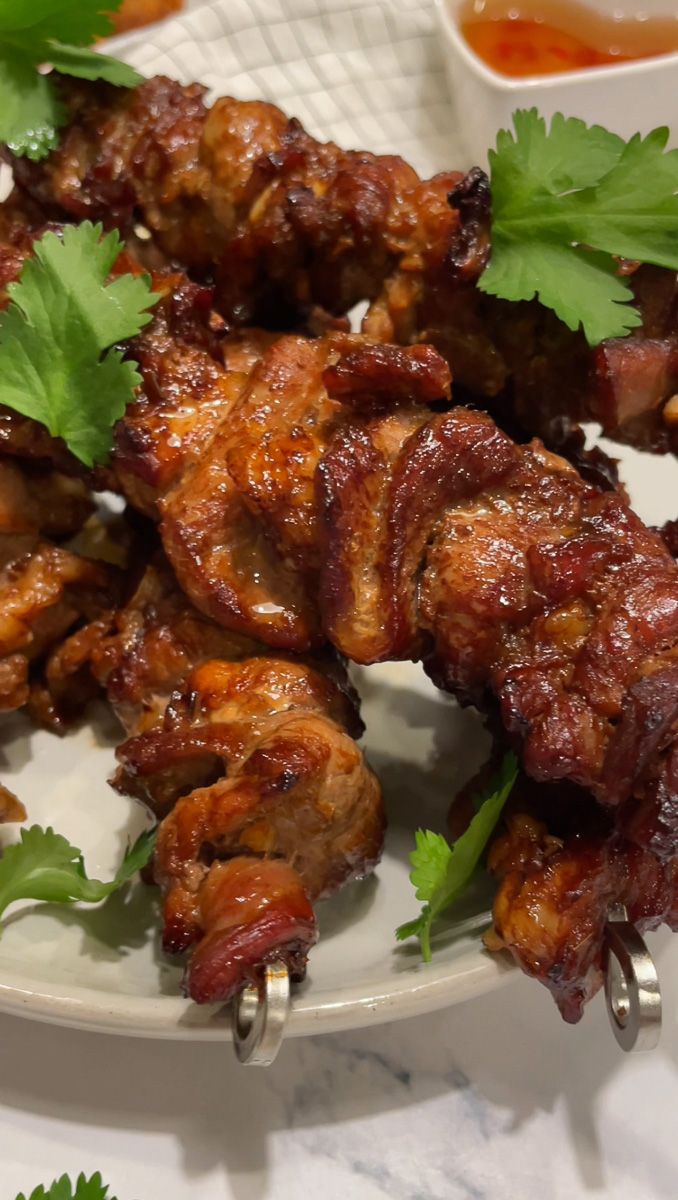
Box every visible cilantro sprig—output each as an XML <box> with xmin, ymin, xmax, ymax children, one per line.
<box><xmin>0</xmin><ymin>222</ymin><xmax>159</xmax><ymax>466</ymax></box>
<box><xmin>16</xmin><ymin>1174</ymin><xmax>116</xmax><ymax>1200</ymax></box>
<box><xmin>479</xmin><ymin>110</ymin><xmax>678</xmax><ymax>345</ymax></box>
<box><xmin>0</xmin><ymin>0</ymin><xmax>141</xmax><ymax>161</ymax></box>
<box><xmin>16</xmin><ymin>1173</ymin><xmax>116</xmax><ymax>1200</ymax></box>
<box><xmin>396</xmin><ymin>753</ymin><xmax>518</xmax><ymax>961</ymax></box>
<box><xmin>0</xmin><ymin>824</ymin><xmax>156</xmax><ymax>926</ymax></box>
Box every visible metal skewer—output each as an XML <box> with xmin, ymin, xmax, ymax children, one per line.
<box><xmin>603</xmin><ymin>903</ymin><xmax>662</xmax><ymax>1052</ymax></box>
<box><xmin>230</xmin><ymin>909</ymin><xmax>661</xmax><ymax>1062</ymax></box>
<box><xmin>231</xmin><ymin>959</ymin><xmax>290</xmax><ymax>1065</ymax></box>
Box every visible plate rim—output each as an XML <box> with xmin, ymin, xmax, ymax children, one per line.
<box><xmin>0</xmin><ymin>951</ymin><xmax>514</xmax><ymax>1040</ymax></box>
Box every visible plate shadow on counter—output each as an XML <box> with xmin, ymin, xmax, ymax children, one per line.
<box><xmin>3</xmin><ymin>932</ymin><xmax>677</xmax><ymax>1198</ymax></box>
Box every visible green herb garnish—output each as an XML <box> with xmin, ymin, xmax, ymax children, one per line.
<box><xmin>0</xmin><ymin>0</ymin><xmax>141</xmax><ymax>161</ymax></box>
<box><xmin>396</xmin><ymin>752</ymin><xmax>518</xmax><ymax>961</ymax></box>
<box><xmin>0</xmin><ymin>824</ymin><xmax>156</xmax><ymax>926</ymax></box>
<box><xmin>479</xmin><ymin>109</ymin><xmax>678</xmax><ymax>344</ymax></box>
<box><xmin>16</xmin><ymin>1173</ymin><xmax>116</xmax><ymax>1200</ymax></box>
<box><xmin>0</xmin><ymin>222</ymin><xmax>159</xmax><ymax>466</ymax></box>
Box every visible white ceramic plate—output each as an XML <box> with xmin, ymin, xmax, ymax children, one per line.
<box><xmin>1</xmin><ymin>0</ymin><xmax>677</xmax><ymax>1042</ymax></box>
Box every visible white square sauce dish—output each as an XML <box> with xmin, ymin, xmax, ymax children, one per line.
<box><xmin>435</xmin><ymin>0</ymin><xmax>678</xmax><ymax>160</ymax></box>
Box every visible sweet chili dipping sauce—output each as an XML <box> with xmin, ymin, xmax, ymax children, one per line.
<box><xmin>460</xmin><ymin>0</ymin><xmax>678</xmax><ymax>77</ymax></box>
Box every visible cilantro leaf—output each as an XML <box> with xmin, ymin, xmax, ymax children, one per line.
<box><xmin>0</xmin><ymin>824</ymin><xmax>156</xmax><ymax>924</ymax></box>
<box><xmin>562</xmin><ymin>127</ymin><xmax>678</xmax><ymax>271</ymax></box>
<box><xmin>0</xmin><ymin>1</ymin><xmax>115</xmax><ymax>46</ymax></box>
<box><xmin>16</xmin><ymin>1172</ymin><xmax>116</xmax><ymax>1200</ymax></box>
<box><xmin>0</xmin><ymin>48</ymin><xmax>63</xmax><ymax>160</ymax></box>
<box><xmin>479</xmin><ymin>109</ymin><xmax>678</xmax><ymax>345</ymax></box>
<box><xmin>490</xmin><ymin>110</ymin><xmax>624</xmax><ymax>202</ymax></box>
<box><xmin>396</xmin><ymin>752</ymin><xmax>518</xmax><ymax>961</ymax></box>
<box><xmin>45</xmin><ymin>42</ymin><xmax>142</xmax><ymax>88</ymax></box>
<box><xmin>0</xmin><ymin>0</ymin><xmax>142</xmax><ymax>161</ymax></box>
<box><xmin>0</xmin><ymin>222</ymin><xmax>159</xmax><ymax>467</ymax></box>
<box><xmin>483</xmin><ymin>240</ymin><xmax>643</xmax><ymax>344</ymax></box>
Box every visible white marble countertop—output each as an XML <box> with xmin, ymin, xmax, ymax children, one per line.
<box><xmin>2</xmin><ymin>926</ymin><xmax>677</xmax><ymax>1200</ymax></box>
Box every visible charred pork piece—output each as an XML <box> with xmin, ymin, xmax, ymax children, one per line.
<box><xmin>57</xmin><ymin>557</ymin><xmax>383</xmax><ymax>1004</ymax></box>
<box><xmin>13</xmin><ymin>84</ymin><xmax>678</xmax><ymax>458</ymax></box>
<box><xmin>118</xmin><ymin>656</ymin><xmax>383</xmax><ymax>1003</ymax></box>
<box><xmin>0</xmin><ymin>457</ymin><xmax>115</xmax><ymax>725</ymax></box>
<box><xmin>450</xmin><ymin>761</ymin><xmax>678</xmax><ymax>1021</ymax></box>
<box><xmin>7</xmin><ymin>75</ymin><xmax>464</xmax><ymax>329</ymax></box>
<box><xmin>486</xmin><ymin>779</ymin><xmax>678</xmax><ymax>1023</ymax></box>
<box><xmin>158</xmin><ymin>334</ymin><xmax>450</xmax><ymax>650</ymax></box>
<box><xmin>39</xmin><ymin>548</ymin><xmax>262</xmax><ymax>751</ymax></box>
<box><xmin>77</xmin><ymin>555</ymin><xmax>288</xmax><ymax>739</ymax></box>
<box><xmin>115</xmin><ymin>314</ymin><xmax>275</xmax><ymax>517</ymax></box>
<box><xmin>366</xmin><ymin>171</ymin><xmax>678</xmax><ymax>456</ymax></box>
<box><xmin>110</xmin><ymin>330</ymin><xmax>678</xmax><ymax>865</ymax></box>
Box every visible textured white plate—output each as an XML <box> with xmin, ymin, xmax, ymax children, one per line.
<box><xmin>1</xmin><ymin>0</ymin><xmax>677</xmax><ymax>1041</ymax></box>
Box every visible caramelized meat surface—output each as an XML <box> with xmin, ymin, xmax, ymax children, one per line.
<box><xmin>160</xmin><ymin>333</ymin><xmax>450</xmax><ymax>649</ymax></box>
<box><xmin>76</xmin><ymin>554</ymin><xmax>360</xmax><ymax>745</ymax></box>
<box><xmin>80</xmin><ymin>559</ymin><xmax>384</xmax><ymax>1003</ymax></box>
<box><xmin>365</xmin><ymin>171</ymin><xmax>678</xmax><ymax>455</ymax></box>
<box><xmin>0</xmin><ymin>459</ymin><xmax>93</xmax><ymax>542</ymax></box>
<box><xmin>113</xmin><ymin>276</ymin><xmax>273</xmax><ymax>516</ymax></box>
<box><xmin>13</xmin><ymin>86</ymin><xmax>678</xmax><ymax>458</ymax></box>
<box><xmin>8</xmin><ymin>75</ymin><xmax>462</xmax><ymax>329</ymax></box>
<box><xmin>0</xmin><ymin>540</ymin><xmax>114</xmax><ymax>723</ymax></box>
<box><xmin>0</xmin><ymin>458</ymin><xmax>114</xmax><ymax>723</ymax></box>
<box><xmin>137</xmin><ymin>659</ymin><xmax>383</xmax><ymax>1002</ymax></box>
<box><xmin>116</xmin><ymin>328</ymin><xmax>678</xmax><ymax>853</ymax></box>
<box><xmin>488</xmin><ymin>794</ymin><xmax>678</xmax><ymax>1023</ymax></box>
<box><xmin>50</xmin><ymin>556</ymin><xmax>262</xmax><ymax>737</ymax></box>
<box><xmin>54</xmin><ymin>554</ymin><xmax>382</xmax><ymax>1003</ymax></box>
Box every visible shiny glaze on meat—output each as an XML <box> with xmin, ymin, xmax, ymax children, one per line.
<box><xmin>56</xmin><ymin>556</ymin><xmax>383</xmax><ymax>1003</ymax></box>
<box><xmin>160</xmin><ymin>334</ymin><xmax>450</xmax><ymax>649</ymax></box>
<box><xmin>12</xmin><ymin>82</ymin><xmax>678</xmax><ymax>459</ymax></box>
<box><xmin>8</xmin><ymin>76</ymin><xmax>462</xmax><ymax>329</ymax></box>
<box><xmin>138</xmin><ymin>661</ymin><xmax>383</xmax><ymax>1002</ymax></box>
<box><xmin>487</xmin><ymin>791</ymin><xmax>678</xmax><ymax>1022</ymax></box>
<box><xmin>0</xmin><ymin>458</ymin><xmax>113</xmax><ymax>722</ymax></box>
<box><xmin>74</xmin><ymin>556</ymin><xmax>264</xmax><ymax>737</ymax></box>
<box><xmin>115</xmin><ymin>312</ymin><xmax>275</xmax><ymax>516</ymax></box>
<box><xmin>116</xmin><ymin>328</ymin><xmax>678</xmax><ymax>858</ymax></box>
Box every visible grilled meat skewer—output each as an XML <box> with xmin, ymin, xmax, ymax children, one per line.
<box><xmin>112</xmin><ymin>319</ymin><xmax>678</xmax><ymax>1019</ymax></box>
<box><xmin>108</xmin><ymin>321</ymin><xmax>678</xmax><ymax>840</ymax></box>
<box><xmin>3</xmin><ymin>202</ymin><xmax>678</xmax><ymax>1019</ymax></box>
<box><xmin>10</xmin><ymin>75</ymin><xmax>678</xmax><ymax>459</ymax></box>
<box><xmin>50</xmin><ymin>558</ymin><xmax>384</xmax><ymax>1003</ymax></box>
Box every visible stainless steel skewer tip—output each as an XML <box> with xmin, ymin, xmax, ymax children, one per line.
<box><xmin>232</xmin><ymin>959</ymin><xmax>290</xmax><ymax>1066</ymax></box>
<box><xmin>603</xmin><ymin>903</ymin><xmax>661</xmax><ymax>1053</ymax></box>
